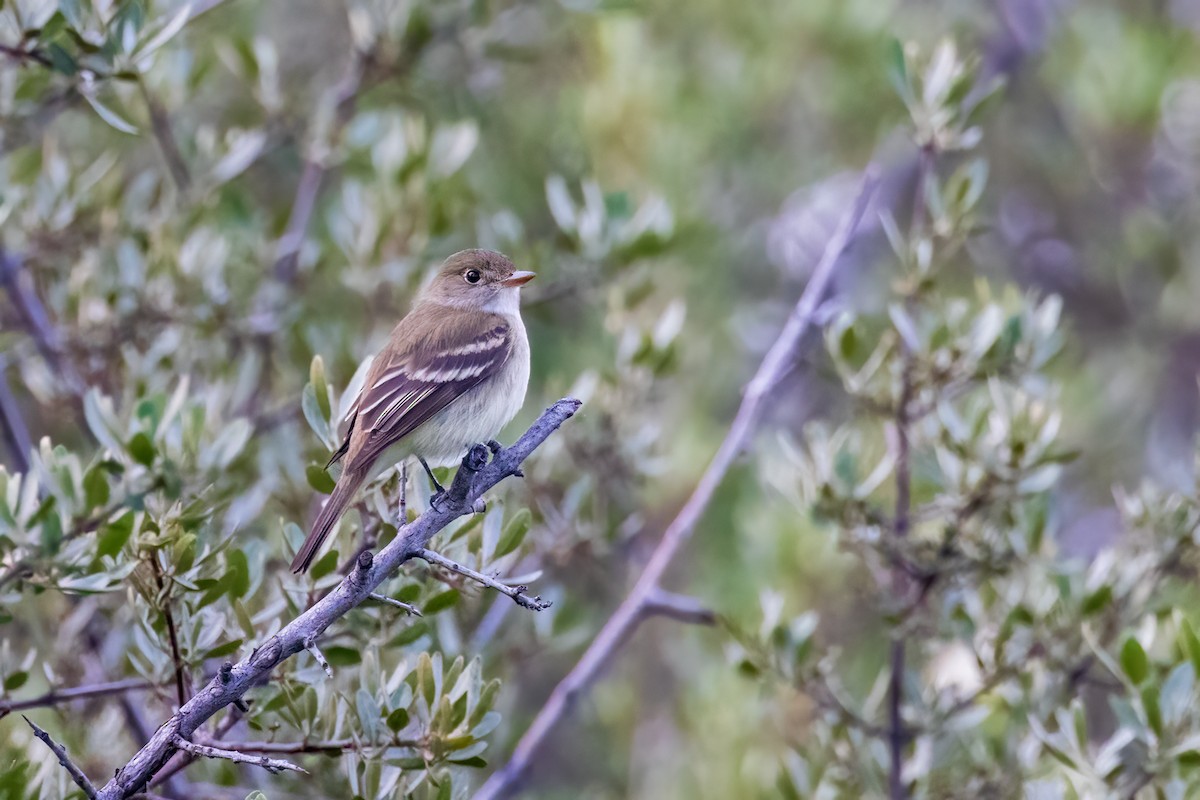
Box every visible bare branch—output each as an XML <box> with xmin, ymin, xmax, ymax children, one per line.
<box><xmin>0</xmin><ymin>248</ymin><xmax>88</xmax><ymax>404</ymax></box>
<box><xmin>417</xmin><ymin>548</ymin><xmax>551</xmax><ymax>612</ymax></box>
<box><xmin>0</xmin><ymin>354</ymin><xmax>33</xmax><ymax>474</ymax></box>
<box><xmin>138</xmin><ymin>81</ymin><xmax>191</xmax><ymax>192</ymax></box>
<box><xmin>0</xmin><ymin>679</ymin><xmax>155</xmax><ymax>720</ymax></box>
<box><xmin>887</xmin><ymin>363</ymin><xmax>913</xmax><ymax>800</ymax></box>
<box><xmin>367</xmin><ymin>592</ymin><xmax>421</xmax><ymax>616</ymax></box>
<box><xmin>92</xmin><ymin>398</ymin><xmax>580</xmax><ymax>800</ymax></box>
<box><xmin>0</xmin><ymin>42</ymin><xmax>52</xmax><ymax>68</ymax></box>
<box><xmin>24</xmin><ymin>715</ymin><xmax>98</xmax><ymax>799</ymax></box>
<box><xmin>304</xmin><ymin>636</ymin><xmax>333</xmax><ymax>679</ymax></box>
<box><xmin>193</xmin><ymin>735</ymin><xmax>421</xmax><ymax>754</ymax></box>
<box><xmin>150</xmin><ymin>558</ymin><xmax>189</xmax><ymax>708</ymax></box>
<box><xmin>475</xmin><ymin>170</ymin><xmax>879</xmax><ymax>800</ymax></box>
<box><xmin>269</xmin><ymin>51</ymin><xmax>369</xmax><ymax>286</ymax></box>
<box><xmin>641</xmin><ymin>589</ymin><xmax>716</xmax><ymax>626</ymax></box>
<box><xmin>169</xmin><ymin>735</ymin><xmax>307</xmax><ymax>775</ymax></box>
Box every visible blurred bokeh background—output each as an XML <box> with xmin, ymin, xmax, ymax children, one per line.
<box><xmin>4</xmin><ymin>0</ymin><xmax>1200</xmax><ymax>798</ymax></box>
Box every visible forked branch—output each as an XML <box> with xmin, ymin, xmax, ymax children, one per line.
<box><xmin>91</xmin><ymin>398</ymin><xmax>581</xmax><ymax>799</ymax></box>
<box><xmin>475</xmin><ymin>169</ymin><xmax>879</xmax><ymax>800</ymax></box>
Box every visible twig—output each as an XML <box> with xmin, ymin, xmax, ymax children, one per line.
<box><xmin>418</xmin><ymin>548</ymin><xmax>550</xmax><ymax>611</ymax></box>
<box><xmin>640</xmin><ymin>589</ymin><xmax>716</xmax><ymax>626</ymax></box>
<box><xmin>270</xmin><ymin>51</ymin><xmax>369</xmax><ymax>285</ymax></box>
<box><xmin>367</xmin><ymin>592</ymin><xmax>421</xmax><ymax>616</ymax></box>
<box><xmin>474</xmin><ymin>169</ymin><xmax>879</xmax><ymax>800</ymax></box>
<box><xmin>169</xmin><ymin>735</ymin><xmax>307</xmax><ymax>775</ymax></box>
<box><xmin>146</xmin><ymin>709</ymin><xmax>244</xmax><ymax>790</ymax></box>
<box><xmin>0</xmin><ymin>678</ymin><xmax>155</xmax><ymax>720</ymax></box>
<box><xmin>304</xmin><ymin>636</ymin><xmax>333</xmax><ymax>679</ymax></box>
<box><xmin>0</xmin><ymin>42</ymin><xmax>52</xmax><ymax>68</ymax></box>
<box><xmin>24</xmin><ymin>715</ymin><xmax>99</xmax><ymax>799</ymax></box>
<box><xmin>138</xmin><ymin>81</ymin><xmax>191</xmax><ymax>192</ymax></box>
<box><xmin>887</xmin><ymin>364</ymin><xmax>914</xmax><ymax>800</ymax></box>
<box><xmin>0</xmin><ymin>248</ymin><xmax>88</xmax><ymax>404</ymax></box>
<box><xmin>150</xmin><ymin>558</ymin><xmax>189</xmax><ymax>708</ymax></box>
<box><xmin>0</xmin><ymin>354</ymin><xmax>33</xmax><ymax>474</ymax></box>
<box><xmin>193</xmin><ymin>735</ymin><xmax>421</xmax><ymax>754</ymax></box>
<box><xmin>92</xmin><ymin>398</ymin><xmax>580</xmax><ymax>800</ymax></box>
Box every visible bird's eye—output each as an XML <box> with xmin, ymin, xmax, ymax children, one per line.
<box><xmin>465</xmin><ymin>269</ymin><xmax>481</xmax><ymax>284</ymax></box>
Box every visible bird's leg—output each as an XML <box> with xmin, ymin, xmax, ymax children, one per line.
<box><xmin>418</xmin><ymin>456</ymin><xmax>448</xmax><ymax>511</ymax></box>
<box><xmin>397</xmin><ymin>463</ymin><xmax>408</xmax><ymax>527</ymax></box>
<box><xmin>485</xmin><ymin>439</ymin><xmax>523</xmax><ymax>477</ymax></box>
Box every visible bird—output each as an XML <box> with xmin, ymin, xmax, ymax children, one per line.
<box><xmin>290</xmin><ymin>249</ymin><xmax>534</xmax><ymax>573</ymax></box>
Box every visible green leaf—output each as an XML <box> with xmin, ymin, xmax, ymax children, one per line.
<box><xmin>494</xmin><ymin>508</ymin><xmax>531</xmax><ymax>559</ymax></box>
<box><xmin>448</xmin><ymin>756</ymin><xmax>487</xmax><ymax>768</ymax></box>
<box><xmin>306</xmin><ymin>463</ymin><xmax>335</xmax><ymax>495</ymax></box>
<box><xmin>885</xmin><ymin>38</ymin><xmax>912</xmax><ymax>104</ymax></box>
<box><xmin>3</xmin><ymin>671</ymin><xmax>28</xmax><ymax>691</ymax></box>
<box><xmin>1081</xmin><ymin>585</ymin><xmax>1112</xmax><ymax>617</ymax></box>
<box><xmin>325</xmin><ymin>646</ymin><xmax>362</xmax><ymax>666</ymax></box>
<box><xmin>128</xmin><ymin>432</ymin><xmax>156</xmax><ymax>467</ymax></box>
<box><xmin>1142</xmin><ymin>684</ymin><xmax>1163</xmax><ymax>736</ymax></box>
<box><xmin>356</xmin><ymin>688</ymin><xmax>380</xmax><ymax>740</ymax></box>
<box><xmin>82</xmin><ymin>92</ymin><xmax>139</xmax><ymax>135</ymax></box>
<box><xmin>310</xmin><ymin>355</ymin><xmax>331</xmax><ymax>421</ymax></box>
<box><xmin>388</xmin><ymin>623</ymin><xmax>428</xmax><ymax>647</ymax></box>
<box><xmin>386</xmin><ymin>707</ymin><xmax>409</xmax><ymax>732</ymax></box>
<box><xmin>97</xmin><ymin>511</ymin><xmax>135</xmax><ymax>558</ymax></box>
<box><xmin>233</xmin><ymin>599</ymin><xmax>255</xmax><ymax>639</ymax></box>
<box><xmin>225</xmin><ymin>549</ymin><xmax>250</xmax><ymax>598</ymax></box>
<box><xmin>133</xmin><ymin>1</ymin><xmax>191</xmax><ymax>58</ymax></box>
<box><xmin>83</xmin><ymin>465</ymin><xmax>110</xmax><ymax>510</ymax></box>
<box><xmin>1180</xmin><ymin>620</ymin><xmax>1200</xmax><ymax>675</ymax></box>
<box><xmin>302</xmin><ymin>383</ymin><xmax>331</xmax><ymax>446</ymax></box>
<box><xmin>310</xmin><ymin>548</ymin><xmax>339</xmax><ymax>580</ymax></box>
<box><xmin>422</xmin><ymin>589</ymin><xmax>459</xmax><ymax>615</ymax></box>
<box><xmin>202</xmin><ymin>639</ymin><xmax>244</xmax><ymax>660</ymax></box>
<box><xmin>1121</xmin><ymin>637</ymin><xmax>1150</xmax><ymax>684</ymax></box>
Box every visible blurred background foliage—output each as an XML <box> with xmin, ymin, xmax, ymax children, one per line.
<box><xmin>3</xmin><ymin>0</ymin><xmax>1200</xmax><ymax>798</ymax></box>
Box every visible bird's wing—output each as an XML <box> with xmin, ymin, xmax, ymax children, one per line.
<box><xmin>339</xmin><ymin>306</ymin><xmax>513</xmax><ymax>471</ymax></box>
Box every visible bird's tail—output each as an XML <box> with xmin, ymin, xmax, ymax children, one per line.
<box><xmin>291</xmin><ymin>468</ymin><xmax>368</xmax><ymax>573</ymax></box>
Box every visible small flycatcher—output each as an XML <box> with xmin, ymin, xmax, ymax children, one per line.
<box><xmin>290</xmin><ymin>249</ymin><xmax>534</xmax><ymax>573</ymax></box>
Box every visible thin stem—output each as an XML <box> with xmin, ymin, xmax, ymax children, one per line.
<box><xmin>475</xmin><ymin>169</ymin><xmax>879</xmax><ymax>800</ymax></box>
<box><xmin>417</xmin><ymin>548</ymin><xmax>551</xmax><ymax>611</ymax></box>
<box><xmin>138</xmin><ymin>81</ymin><xmax>191</xmax><ymax>192</ymax></box>
<box><xmin>0</xmin><ymin>679</ymin><xmax>155</xmax><ymax>720</ymax></box>
<box><xmin>367</xmin><ymin>592</ymin><xmax>421</xmax><ymax>616</ymax></box>
<box><xmin>196</xmin><ymin>736</ymin><xmax>423</xmax><ymax>754</ymax></box>
<box><xmin>888</xmin><ymin>362</ymin><xmax>914</xmax><ymax>800</ymax></box>
<box><xmin>150</xmin><ymin>558</ymin><xmax>189</xmax><ymax>708</ymax></box>
<box><xmin>169</xmin><ymin>736</ymin><xmax>307</xmax><ymax>775</ymax></box>
<box><xmin>0</xmin><ymin>354</ymin><xmax>33</xmax><ymax>474</ymax></box>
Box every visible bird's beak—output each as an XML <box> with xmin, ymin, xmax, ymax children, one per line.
<box><xmin>501</xmin><ymin>270</ymin><xmax>536</xmax><ymax>287</ymax></box>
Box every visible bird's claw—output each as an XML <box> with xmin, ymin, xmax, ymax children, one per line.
<box><xmin>429</xmin><ymin>489</ymin><xmax>448</xmax><ymax>512</ymax></box>
<box><xmin>485</xmin><ymin>439</ymin><xmax>503</xmax><ymax>456</ymax></box>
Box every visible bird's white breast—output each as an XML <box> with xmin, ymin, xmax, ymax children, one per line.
<box><xmin>402</xmin><ymin>307</ymin><xmax>530</xmax><ymax>468</ymax></box>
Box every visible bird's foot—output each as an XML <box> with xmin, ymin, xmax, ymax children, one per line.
<box><xmin>429</xmin><ymin>489</ymin><xmax>448</xmax><ymax>512</ymax></box>
<box><xmin>483</xmin><ymin>439</ymin><xmax>522</xmax><ymax>477</ymax></box>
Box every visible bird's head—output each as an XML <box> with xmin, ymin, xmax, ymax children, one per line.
<box><xmin>424</xmin><ymin>249</ymin><xmax>535</xmax><ymax>313</ymax></box>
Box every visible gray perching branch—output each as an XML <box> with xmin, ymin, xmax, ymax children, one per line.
<box><xmin>88</xmin><ymin>398</ymin><xmax>580</xmax><ymax>800</ymax></box>
<box><xmin>475</xmin><ymin>170</ymin><xmax>879</xmax><ymax>800</ymax></box>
